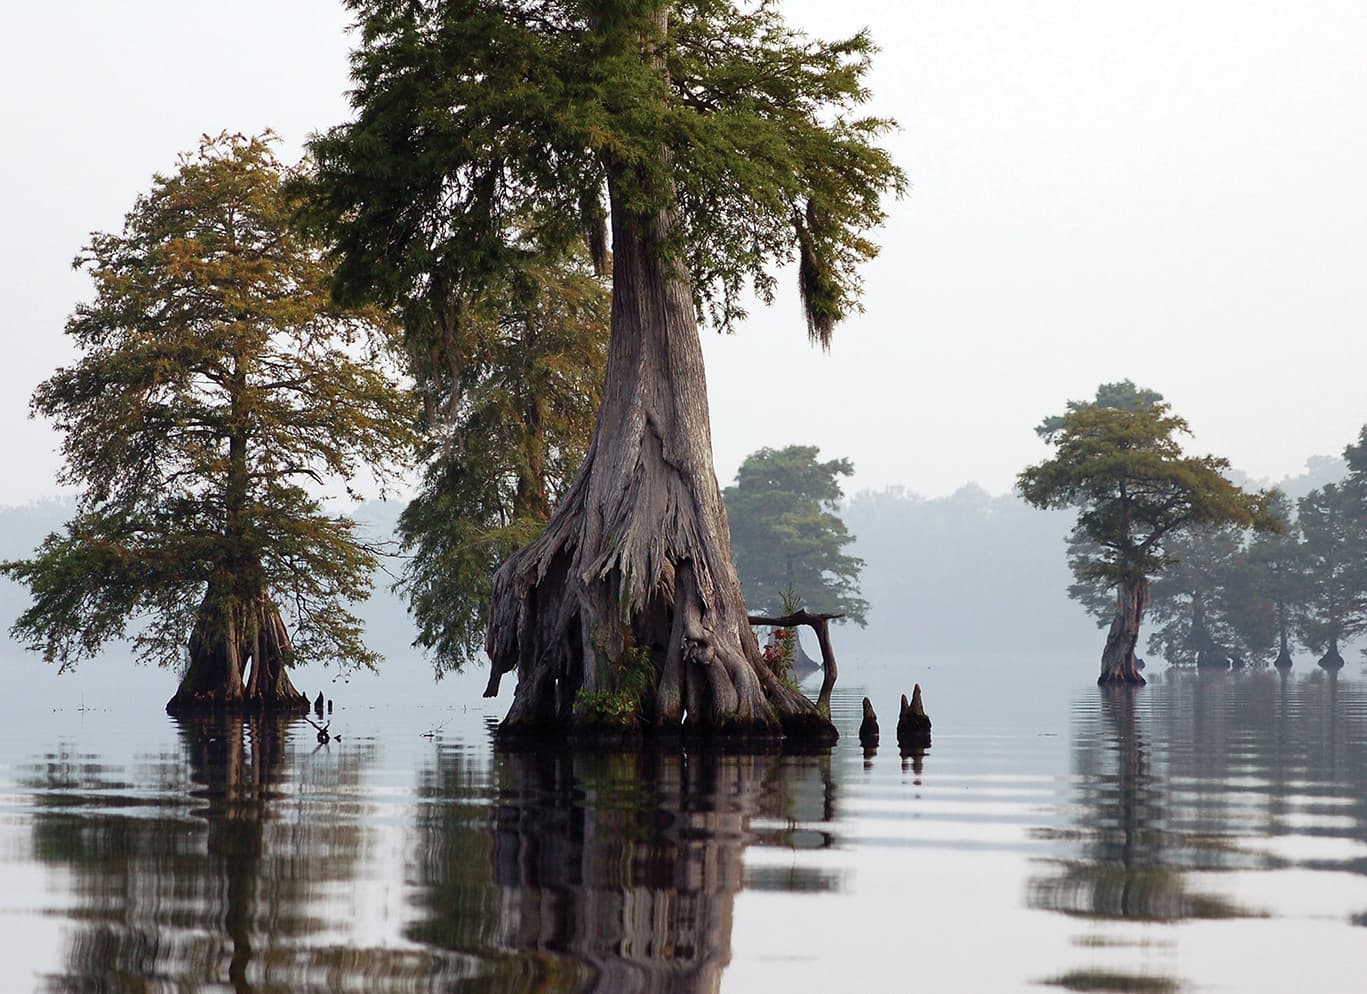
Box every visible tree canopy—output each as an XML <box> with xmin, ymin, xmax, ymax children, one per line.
<box><xmin>3</xmin><ymin>133</ymin><xmax>414</xmax><ymax>708</ymax></box>
<box><xmin>1020</xmin><ymin>402</ymin><xmax>1274</xmax><ymax>589</ymax></box>
<box><xmin>1035</xmin><ymin>379</ymin><xmax>1164</xmax><ymax>440</ymax></box>
<box><xmin>1295</xmin><ymin>481</ymin><xmax>1367</xmax><ymax>668</ymax></box>
<box><xmin>305</xmin><ymin>0</ymin><xmax>903</xmax><ymax>343</ymax></box>
<box><xmin>723</xmin><ymin>445</ymin><xmax>867</xmax><ymax>623</ymax></box>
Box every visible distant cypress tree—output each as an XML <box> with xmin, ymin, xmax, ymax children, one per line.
<box><xmin>723</xmin><ymin>445</ymin><xmax>867</xmax><ymax>623</ymax></box>
<box><xmin>1020</xmin><ymin>388</ymin><xmax>1278</xmax><ymax>684</ymax></box>
<box><xmin>1295</xmin><ymin>481</ymin><xmax>1367</xmax><ymax>670</ymax></box>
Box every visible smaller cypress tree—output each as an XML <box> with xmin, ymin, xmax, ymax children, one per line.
<box><xmin>3</xmin><ymin>133</ymin><xmax>415</xmax><ymax>712</ymax></box>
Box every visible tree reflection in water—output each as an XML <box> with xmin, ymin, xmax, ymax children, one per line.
<box><xmin>25</xmin><ymin>716</ymin><xmax>842</xmax><ymax>993</ymax></box>
<box><xmin>25</xmin><ymin>714</ymin><xmax>418</xmax><ymax>993</ymax></box>
<box><xmin>1030</xmin><ymin>682</ymin><xmax>1273</xmax><ymax>923</ymax></box>
<box><xmin>406</xmin><ymin>746</ymin><xmax>843</xmax><ymax>994</ymax></box>
<box><xmin>1030</xmin><ymin>670</ymin><xmax>1367</xmax><ymax>986</ymax></box>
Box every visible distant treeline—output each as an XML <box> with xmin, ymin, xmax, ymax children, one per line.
<box><xmin>0</xmin><ymin>453</ymin><xmax>1351</xmax><ymax>670</ymax></box>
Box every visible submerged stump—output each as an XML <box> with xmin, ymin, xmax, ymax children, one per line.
<box><xmin>859</xmin><ymin>697</ymin><xmax>879</xmax><ymax>748</ymax></box>
<box><xmin>896</xmin><ymin>685</ymin><xmax>932</xmax><ymax>750</ymax></box>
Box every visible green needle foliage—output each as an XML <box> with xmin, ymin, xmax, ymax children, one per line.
<box><xmin>396</xmin><ymin>257</ymin><xmax>609</xmax><ymax>672</ymax></box>
<box><xmin>1294</xmin><ymin>481</ymin><xmax>1367</xmax><ymax>667</ymax></box>
<box><xmin>3</xmin><ymin>133</ymin><xmax>415</xmax><ymax>692</ymax></box>
<box><xmin>724</xmin><ymin>445</ymin><xmax>867</xmax><ymax>623</ymax></box>
<box><xmin>303</xmin><ymin>0</ymin><xmax>903</xmax><ymax>341</ymax></box>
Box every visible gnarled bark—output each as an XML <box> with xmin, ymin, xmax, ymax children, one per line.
<box><xmin>1099</xmin><ymin>576</ymin><xmax>1149</xmax><ymax>685</ymax></box>
<box><xmin>166</xmin><ymin>581</ymin><xmax>307</xmax><ymax>714</ymax></box>
<box><xmin>484</xmin><ymin>174</ymin><xmax>835</xmax><ymax>744</ymax></box>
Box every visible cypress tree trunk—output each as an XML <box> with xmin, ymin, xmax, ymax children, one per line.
<box><xmin>485</xmin><ymin>172</ymin><xmax>835</xmax><ymax>743</ymax></box>
<box><xmin>1098</xmin><ymin>576</ymin><xmax>1149</xmax><ymax>686</ymax></box>
<box><xmin>166</xmin><ymin>579</ymin><xmax>308</xmax><ymax>714</ymax></box>
<box><xmin>1318</xmin><ymin>635</ymin><xmax>1345</xmax><ymax>671</ymax></box>
<box><xmin>1273</xmin><ymin>609</ymin><xmax>1293</xmax><ymax>671</ymax></box>
<box><xmin>1192</xmin><ymin>591</ymin><xmax>1228</xmax><ymax>670</ymax></box>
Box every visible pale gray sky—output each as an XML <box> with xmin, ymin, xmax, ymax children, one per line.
<box><xmin>5</xmin><ymin>1</ymin><xmax>1365</xmax><ymax>505</ymax></box>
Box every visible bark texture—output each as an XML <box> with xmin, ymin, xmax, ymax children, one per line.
<box><xmin>1099</xmin><ymin>577</ymin><xmax>1150</xmax><ymax>685</ymax></box>
<box><xmin>166</xmin><ymin>582</ymin><xmax>308</xmax><ymax>714</ymax></box>
<box><xmin>485</xmin><ymin>180</ymin><xmax>835</xmax><ymax>743</ymax></box>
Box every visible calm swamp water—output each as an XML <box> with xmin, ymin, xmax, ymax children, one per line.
<box><xmin>2</xmin><ymin>651</ymin><xmax>1366</xmax><ymax>993</ymax></box>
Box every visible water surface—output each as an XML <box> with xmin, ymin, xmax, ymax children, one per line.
<box><xmin>2</xmin><ymin>655</ymin><xmax>1365</xmax><ymax>993</ymax></box>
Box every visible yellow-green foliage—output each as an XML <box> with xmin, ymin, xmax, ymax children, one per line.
<box><xmin>3</xmin><ymin>133</ymin><xmax>416</xmax><ymax>672</ymax></box>
<box><xmin>1018</xmin><ymin>398</ymin><xmax>1279</xmax><ymax>588</ymax></box>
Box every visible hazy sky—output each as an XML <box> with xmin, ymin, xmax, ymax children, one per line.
<box><xmin>5</xmin><ymin>1</ymin><xmax>1365</xmax><ymax>506</ymax></box>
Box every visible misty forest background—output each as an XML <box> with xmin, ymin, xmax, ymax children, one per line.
<box><xmin>0</xmin><ymin>450</ymin><xmax>1350</xmax><ymax>674</ymax></box>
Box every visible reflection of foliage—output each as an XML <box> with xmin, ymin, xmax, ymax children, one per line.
<box><xmin>25</xmin><ymin>716</ymin><xmax>397</xmax><ymax>993</ymax></box>
<box><xmin>1027</xmin><ymin>688</ymin><xmax>1265</xmax><ymax>926</ymax></box>
<box><xmin>1032</xmin><ymin>667</ymin><xmax>1367</xmax><ymax>994</ymax></box>
<box><xmin>1043</xmin><ymin>970</ymin><xmax>1181</xmax><ymax>994</ymax></box>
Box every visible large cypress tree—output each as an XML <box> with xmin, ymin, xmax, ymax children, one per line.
<box><xmin>306</xmin><ymin>1</ymin><xmax>902</xmax><ymax>738</ymax></box>
<box><xmin>3</xmin><ymin>134</ymin><xmax>414</xmax><ymax>712</ymax></box>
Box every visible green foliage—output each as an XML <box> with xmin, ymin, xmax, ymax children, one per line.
<box><xmin>760</xmin><ymin>625</ymin><xmax>798</xmax><ymax>690</ymax></box>
<box><xmin>1244</xmin><ymin>490</ymin><xmax>1302</xmax><ymax>656</ymax></box>
<box><xmin>576</xmin><ymin>640</ymin><xmax>655</xmax><ymax>727</ymax></box>
<box><xmin>1035</xmin><ymin>379</ymin><xmax>1165</xmax><ymax>440</ymax></box>
<box><xmin>723</xmin><ymin>445</ymin><xmax>867</xmax><ymax>623</ymax></box>
<box><xmin>1294</xmin><ymin>481</ymin><xmax>1367</xmax><ymax>654</ymax></box>
<box><xmin>1019</xmin><ymin>396</ymin><xmax>1278</xmax><ymax>591</ymax></box>
<box><xmin>303</xmin><ymin>0</ymin><xmax>904</xmax><ymax>344</ymax></box>
<box><xmin>1146</xmin><ymin>525</ymin><xmax>1275</xmax><ymax>666</ymax></box>
<box><xmin>2</xmin><ymin>133</ymin><xmax>415</xmax><ymax>672</ymax></box>
<box><xmin>395</xmin><ymin>256</ymin><xmax>609</xmax><ymax>672</ymax></box>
